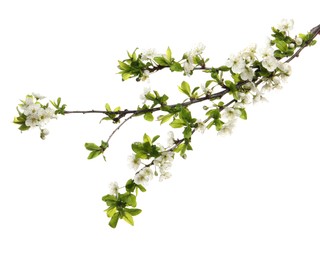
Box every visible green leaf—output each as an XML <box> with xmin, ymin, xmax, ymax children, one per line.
<box><xmin>102</xmin><ymin>194</ymin><xmax>117</xmax><ymax>204</ymax></box>
<box><xmin>218</xmin><ymin>66</ymin><xmax>230</xmax><ymax>71</ymax></box>
<box><xmin>123</xmin><ymin>212</ymin><xmax>134</xmax><ymax>226</ymax></box>
<box><xmin>239</xmin><ymin>108</ymin><xmax>247</xmax><ymax>120</ymax></box>
<box><xmin>109</xmin><ymin>212</ymin><xmax>120</xmax><ymax>228</ymax></box>
<box><xmin>178</xmin><ymin>81</ymin><xmax>191</xmax><ymax>97</ymax></box>
<box><xmin>144</xmin><ymin>112</ymin><xmax>154</xmax><ymax>122</ymax></box>
<box><xmin>170</xmin><ymin>119</ymin><xmax>185</xmax><ymax>128</ymax></box>
<box><xmin>166</xmin><ymin>47</ymin><xmax>172</xmax><ymax>61</ymax></box>
<box><xmin>85</xmin><ymin>143</ymin><xmax>100</xmax><ymax>151</ymax></box>
<box><xmin>170</xmin><ymin>62</ymin><xmax>183</xmax><ymax>72</ymax></box>
<box><xmin>125</xmin><ymin>179</ymin><xmax>135</xmax><ymax>192</ymax></box>
<box><xmin>18</xmin><ymin>124</ymin><xmax>30</xmax><ymax>131</ymax></box>
<box><xmin>183</xmin><ymin>126</ymin><xmax>192</xmax><ymax>139</ymax></box>
<box><xmin>143</xmin><ymin>133</ymin><xmax>152</xmax><ymax>145</ymax></box>
<box><xmin>215</xmin><ymin>119</ymin><xmax>224</xmax><ymax>131</ymax></box>
<box><xmin>124</xmin><ymin>208</ymin><xmax>142</xmax><ymax>216</ymax></box>
<box><xmin>105</xmin><ymin>206</ymin><xmax>117</xmax><ymax>218</ymax></box>
<box><xmin>105</xmin><ymin>103</ymin><xmax>111</xmax><ymax>111</ymax></box>
<box><xmin>136</xmin><ymin>184</ymin><xmax>146</xmax><ymax>192</ymax></box>
<box><xmin>154</xmin><ymin>57</ymin><xmax>168</xmax><ymax>66</ymax></box>
<box><xmin>152</xmin><ymin>135</ymin><xmax>160</xmax><ymax>143</ymax></box>
<box><xmin>118</xmin><ymin>61</ymin><xmax>131</xmax><ymax>71</ymax></box>
<box><xmin>158</xmin><ymin>113</ymin><xmax>173</xmax><ymax>124</ymax></box>
<box><xmin>121</xmin><ymin>193</ymin><xmax>137</xmax><ymax>207</ymax></box>
<box><xmin>121</xmin><ymin>72</ymin><xmax>132</xmax><ymax>81</ymax></box>
<box><xmin>87</xmin><ymin>150</ymin><xmax>101</xmax><ymax>160</ymax></box>
<box><xmin>276</xmin><ymin>40</ymin><xmax>288</xmax><ymax>52</ymax></box>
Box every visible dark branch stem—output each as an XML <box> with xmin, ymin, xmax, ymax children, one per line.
<box><xmin>285</xmin><ymin>24</ymin><xmax>320</xmax><ymax>63</ymax></box>
<box><xmin>64</xmin><ymin>89</ymin><xmax>230</xmax><ymax>116</ymax></box>
<box><xmin>106</xmin><ymin>113</ymin><xmax>136</xmax><ymax>145</ymax></box>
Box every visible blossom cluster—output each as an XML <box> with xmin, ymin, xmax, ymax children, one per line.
<box><xmin>127</xmin><ymin>132</ymin><xmax>176</xmax><ymax>186</ymax></box>
<box><xmin>14</xmin><ymin>93</ymin><xmax>56</xmax><ymax>139</ymax></box>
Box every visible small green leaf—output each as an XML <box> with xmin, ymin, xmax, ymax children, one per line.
<box><xmin>18</xmin><ymin>124</ymin><xmax>30</xmax><ymax>131</ymax></box>
<box><xmin>118</xmin><ymin>61</ymin><xmax>131</xmax><ymax>71</ymax></box>
<box><xmin>109</xmin><ymin>212</ymin><xmax>120</xmax><ymax>228</ymax></box>
<box><xmin>178</xmin><ymin>81</ymin><xmax>191</xmax><ymax>97</ymax></box>
<box><xmin>170</xmin><ymin>62</ymin><xmax>183</xmax><ymax>72</ymax></box>
<box><xmin>152</xmin><ymin>135</ymin><xmax>160</xmax><ymax>143</ymax></box>
<box><xmin>218</xmin><ymin>66</ymin><xmax>230</xmax><ymax>71</ymax></box>
<box><xmin>124</xmin><ymin>208</ymin><xmax>142</xmax><ymax>216</ymax></box>
<box><xmin>85</xmin><ymin>143</ymin><xmax>100</xmax><ymax>151</ymax></box>
<box><xmin>166</xmin><ymin>47</ymin><xmax>172</xmax><ymax>61</ymax></box>
<box><xmin>239</xmin><ymin>108</ymin><xmax>247</xmax><ymax>120</ymax></box>
<box><xmin>143</xmin><ymin>133</ymin><xmax>152</xmax><ymax>145</ymax></box>
<box><xmin>183</xmin><ymin>126</ymin><xmax>192</xmax><ymax>139</ymax></box>
<box><xmin>105</xmin><ymin>103</ymin><xmax>111</xmax><ymax>111</ymax></box>
<box><xmin>144</xmin><ymin>112</ymin><xmax>154</xmax><ymax>122</ymax></box>
<box><xmin>170</xmin><ymin>119</ymin><xmax>185</xmax><ymax>128</ymax></box>
<box><xmin>123</xmin><ymin>212</ymin><xmax>134</xmax><ymax>226</ymax></box>
<box><xmin>276</xmin><ymin>40</ymin><xmax>288</xmax><ymax>52</ymax></box>
<box><xmin>136</xmin><ymin>184</ymin><xmax>146</xmax><ymax>192</ymax></box>
<box><xmin>158</xmin><ymin>114</ymin><xmax>173</xmax><ymax>124</ymax></box>
<box><xmin>87</xmin><ymin>150</ymin><xmax>101</xmax><ymax>159</ymax></box>
<box><xmin>102</xmin><ymin>194</ymin><xmax>117</xmax><ymax>205</ymax></box>
<box><xmin>106</xmin><ymin>206</ymin><xmax>117</xmax><ymax>218</ymax></box>
<box><xmin>154</xmin><ymin>57</ymin><xmax>168</xmax><ymax>66</ymax></box>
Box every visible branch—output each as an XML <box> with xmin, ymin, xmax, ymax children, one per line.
<box><xmin>285</xmin><ymin>24</ymin><xmax>320</xmax><ymax>63</ymax></box>
<box><xmin>63</xmin><ymin>88</ymin><xmax>230</xmax><ymax>116</ymax></box>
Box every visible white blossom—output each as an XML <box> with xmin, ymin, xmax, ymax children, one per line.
<box><xmin>196</xmin><ymin>120</ymin><xmax>206</xmax><ymax>133</ymax></box>
<box><xmin>183</xmin><ymin>59</ymin><xmax>194</xmax><ymax>75</ymax></box>
<box><xmin>222</xmin><ymin>107</ymin><xmax>241</xmax><ymax>120</ymax></box>
<box><xmin>141</xmin><ymin>49</ymin><xmax>157</xmax><ymax>60</ymax></box>
<box><xmin>32</xmin><ymin>92</ymin><xmax>45</xmax><ymax>100</ymax></box>
<box><xmin>25</xmin><ymin>96</ymin><xmax>34</xmax><ymax>106</ymax></box>
<box><xmin>277</xmin><ymin>19</ymin><xmax>294</xmax><ymax>32</ymax></box>
<box><xmin>128</xmin><ymin>154</ymin><xmax>141</xmax><ymax>170</ymax></box>
<box><xmin>226</xmin><ymin>55</ymin><xmax>246</xmax><ymax>74</ymax></box>
<box><xmin>40</xmin><ymin>128</ymin><xmax>49</xmax><ymax>140</ymax></box>
<box><xmin>134</xmin><ymin>168</ymin><xmax>151</xmax><ymax>185</ymax></box>
<box><xmin>25</xmin><ymin>114</ymin><xmax>39</xmax><ymax>127</ymax></box>
<box><xmin>167</xmin><ymin>131</ymin><xmax>175</xmax><ymax>146</ymax></box>
<box><xmin>295</xmin><ymin>37</ymin><xmax>303</xmax><ymax>46</ymax></box>
<box><xmin>24</xmin><ymin>103</ymin><xmax>41</xmax><ymax>116</ymax></box>
<box><xmin>159</xmin><ymin>171</ymin><xmax>172</xmax><ymax>182</ymax></box>
<box><xmin>218</xmin><ymin>120</ymin><xmax>236</xmax><ymax>136</ymax></box>
<box><xmin>141</xmin><ymin>70</ymin><xmax>150</xmax><ymax>82</ymax></box>
<box><xmin>262</xmin><ymin>56</ymin><xmax>279</xmax><ymax>72</ymax></box>
<box><xmin>240</xmin><ymin>66</ymin><xmax>254</xmax><ymax>81</ymax></box>
<box><xmin>278</xmin><ymin>62</ymin><xmax>292</xmax><ymax>76</ymax></box>
<box><xmin>191</xmin><ymin>43</ymin><xmax>206</xmax><ymax>56</ymax></box>
<box><xmin>252</xmin><ymin>88</ymin><xmax>267</xmax><ymax>104</ymax></box>
<box><xmin>260</xmin><ymin>47</ymin><xmax>274</xmax><ymax>59</ymax></box>
<box><xmin>201</xmin><ymin>83</ymin><xmax>212</xmax><ymax>95</ymax></box>
<box><xmin>238</xmin><ymin>93</ymin><xmax>252</xmax><ymax>105</ymax></box>
<box><xmin>139</xmin><ymin>86</ymin><xmax>151</xmax><ymax>103</ymax></box>
<box><xmin>109</xmin><ymin>182</ymin><xmax>119</xmax><ymax>196</ymax></box>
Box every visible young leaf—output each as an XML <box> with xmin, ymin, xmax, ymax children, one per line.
<box><xmin>143</xmin><ymin>133</ymin><xmax>152</xmax><ymax>145</ymax></box>
<box><xmin>170</xmin><ymin>119</ymin><xmax>185</xmax><ymax>128</ymax></box>
<box><xmin>158</xmin><ymin>114</ymin><xmax>173</xmax><ymax>124</ymax></box>
<box><xmin>178</xmin><ymin>81</ymin><xmax>191</xmax><ymax>97</ymax></box>
<box><xmin>166</xmin><ymin>47</ymin><xmax>172</xmax><ymax>61</ymax></box>
<box><xmin>87</xmin><ymin>150</ymin><xmax>101</xmax><ymax>160</ymax></box>
<box><xmin>106</xmin><ymin>206</ymin><xmax>117</xmax><ymax>218</ymax></box>
<box><xmin>85</xmin><ymin>143</ymin><xmax>100</xmax><ymax>151</ymax></box>
<box><xmin>124</xmin><ymin>208</ymin><xmax>142</xmax><ymax>216</ymax></box>
<box><xmin>123</xmin><ymin>212</ymin><xmax>134</xmax><ymax>226</ymax></box>
<box><xmin>144</xmin><ymin>112</ymin><xmax>154</xmax><ymax>122</ymax></box>
<box><xmin>109</xmin><ymin>212</ymin><xmax>120</xmax><ymax>228</ymax></box>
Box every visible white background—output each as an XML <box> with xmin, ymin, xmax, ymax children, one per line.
<box><xmin>1</xmin><ymin>0</ymin><xmax>320</xmax><ymax>259</ymax></box>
